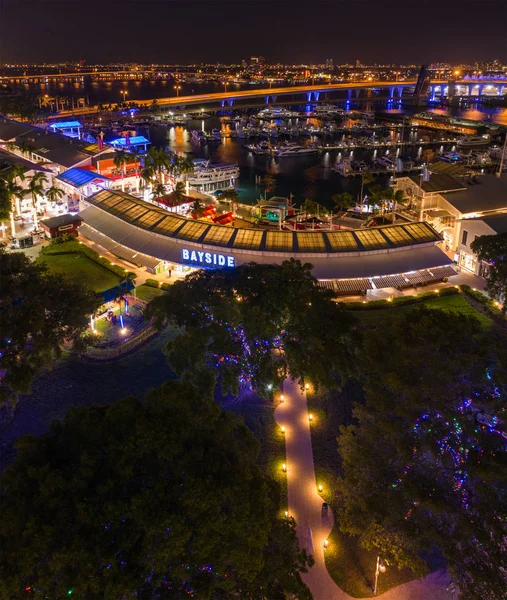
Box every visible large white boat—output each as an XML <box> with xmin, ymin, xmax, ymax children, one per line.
<box><xmin>274</xmin><ymin>144</ymin><xmax>318</xmax><ymax>157</ymax></box>
<box><xmin>311</xmin><ymin>104</ymin><xmax>346</xmax><ymax>117</ymax></box>
<box><xmin>457</xmin><ymin>135</ymin><xmax>490</xmax><ymax>148</ymax></box>
<box><xmin>257</xmin><ymin>108</ymin><xmax>300</xmax><ymax>120</ymax></box>
<box><xmin>273</xmin><ymin>142</ymin><xmax>318</xmax><ymax>158</ymax></box>
<box><xmin>185</xmin><ymin>160</ymin><xmax>240</xmax><ymax>192</ymax></box>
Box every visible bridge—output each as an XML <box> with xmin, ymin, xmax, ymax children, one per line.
<box><xmin>49</xmin><ymin>77</ymin><xmax>507</xmax><ymax>117</ymax></box>
<box><xmin>0</xmin><ymin>69</ymin><xmax>199</xmax><ymax>84</ymax></box>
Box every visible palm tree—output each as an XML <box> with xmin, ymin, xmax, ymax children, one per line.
<box><xmin>170</xmin><ymin>181</ymin><xmax>186</xmax><ymax>209</ymax></box>
<box><xmin>0</xmin><ymin>166</ymin><xmax>24</xmax><ymax>236</ymax></box>
<box><xmin>331</xmin><ymin>192</ymin><xmax>355</xmax><ymax>214</ymax></box>
<box><xmin>359</xmin><ymin>171</ymin><xmax>374</xmax><ymax>214</ymax></box>
<box><xmin>178</xmin><ymin>155</ymin><xmax>195</xmax><ymax>179</ymax></box>
<box><xmin>367</xmin><ymin>184</ymin><xmax>387</xmax><ymax>216</ymax></box>
<box><xmin>191</xmin><ymin>199</ymin><xmax>205</xmax><ymax>219</ymax></box>
<box><xmin>141</xmin><ymin>165</ymin><xmax>155</xmax><ymax>191</ymax></box>
<box><xmin>144</xmin><ymin>147</ymin><xmax>171</xmax><ymax>185</ymax></box>
<box><xmin>113</xmin><ymin>150</ymin><xmax>130</xmax><ymax>192</ymax></box>
<box><xmin>390</xmin><ymin>189</ymin><xmax>408</xmax><ymax>224</ymax></box>
<box><xmin>27</xmin><ymin>172</ymin><xmax>48</xmax><ymax>228</ymax></box>
<box><xmin>152</xmin><ymin>182</ymin><xmax>166</xmax><ymax>203</ymax></box>
<box><xmin>46</xmin><ymin>185</ymin><xmax>65</xmax><ymax>206</ymax></box>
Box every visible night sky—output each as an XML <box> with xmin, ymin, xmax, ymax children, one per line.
<box><xmin>1</xmin><ymin>0</ymin><xmax>506</xmax><ymax>65</ymax></box>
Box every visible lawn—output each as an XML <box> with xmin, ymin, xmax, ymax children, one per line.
<box><xmin>38</xmin><ymin>252</ymin><xmax>120</xmax><ymax>293</ymax></box>
<box><xmin>351</xmin><ymin>293</ymin><xmax>492</xmax><ymax>328</ymax></box>
<box><xmin>135</xmin><ymin>284</ymin><xmax>167</xmax><ymax>303</ymax></box>
<box><xmin>308</xmin><ymin>292</ymin><xmax>488</xmax><ymax>597</ymax></box>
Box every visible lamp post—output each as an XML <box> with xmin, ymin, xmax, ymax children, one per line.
<box><xmin>174</xmin><ymin>84</ymin><xmax>182</xmax><ymax>97</ymax></box>
<box><xmin>373</xmin><ymin>556</ymin><xmax>386</xmax><ymax>595</ymax></box>
<box><xmin>120</xmin><ymin>90</ymin><xmax>128</xmax><ymax>103</ymax></box>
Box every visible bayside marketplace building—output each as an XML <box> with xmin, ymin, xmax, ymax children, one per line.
<box><xmin>78</xmin><ymin>189</ymin><xmax>456</xmax><ymax>296</ymax></box>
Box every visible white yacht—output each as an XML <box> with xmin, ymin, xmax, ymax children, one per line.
<box><xmin>185</xmin><ymin>160</ymin><xmax>240</xmax><ymax>192</ymax></box>
<box><xmin>274</xmin><ymin>144</ymin><xmax>318</xmax><ymax>157</ymax></box>
<box><xmin>257</xmin><ymin>108</ymin><xmax>300</xmax><ymax>120</ymax></box>
<box><xmin>457</xmin><ymin>135</ymin><xmax>490</xmax><ymax>148</ymax></box>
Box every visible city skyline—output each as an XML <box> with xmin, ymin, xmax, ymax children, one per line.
<box><xmin>1</xmin><ymin>0</ymin><xmax>506</xmax><ymax>65</ymax></box>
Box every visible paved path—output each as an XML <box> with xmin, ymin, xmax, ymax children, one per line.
<box><xmin>274</xmin><ymin>377</ymin><xmax>452</xmax><ymax>600</ymax></box>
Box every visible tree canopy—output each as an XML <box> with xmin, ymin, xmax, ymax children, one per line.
<box><xmin>337</xmin><ymin>307</ymin><xmax>507</xmax><ymax>599</ymax></box>
<box><xmin>0</xmin><ymin>381</ymin><xmax>313</xmax><ymax>599</ymax></box>
<box><xmin>147</xmin><ymin>259</ymin><xmax>353</xmax><ymax>397</ymax></box>
<box><xmin>471</xmin><ymin>232</ymin><xmax>507</xmax><ymax>311</ymax></box>
<box><xmin>0</xmin><ymin>248</ymin><xmax>100</xmax><ymax>403</ymax></box>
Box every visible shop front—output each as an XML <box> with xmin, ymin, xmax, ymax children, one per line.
<box><xmin>459</xmin><ymin>250</ymin><xmax>478</xmax><ymax>274</ymax></box>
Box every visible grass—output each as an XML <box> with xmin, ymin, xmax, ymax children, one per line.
<box><xmin>135</xmin><ymin>284</ymin><xmax>167</xmax><ymax>303</ymax></box>
<box><xmin>308</xmin><ymin>293</ymin><xmax>490</xmax><ymax>597</ymax></box>
<box><xmin>352</xmin><ymin>293</ymin><xmax>492</xmax><ymax>328</ymax></box>
<box><xmin>38</xmin><ymin>252</ymin><xmax>121</xmax><ymax>293</ymax></box>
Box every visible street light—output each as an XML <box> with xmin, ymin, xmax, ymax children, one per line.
<box><xmin>309</xmin><ymin>413</ymin><xmax>313</xmax><ymax>422</ymax></box>
<box><xmin>120</xmin><ymin>90</ymin><xmax>128</xmax><ymax>102</ymax></box>
<box><xmin>318</xmin><ymin>484</ymin><xmax>323</xmax><ymax>493</ymax></box>
<box><xmin>373</xmin><ymin>556</ymin><xmax>387</xmax><ymax>595</ymax></box>
<box><xmin>282</xmin><ymin>463</ymin><xmax>287</xmax><ymax>473</ymax></box>
<box><xmin>174</xmin><ymin>84</ymin><xmax>182</xmax><ymax>97</ymax></box>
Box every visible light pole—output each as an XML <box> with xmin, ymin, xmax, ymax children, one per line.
<box><xmin>223</xmin><ymin>81</ymin><xmax>228</xmax><ymax>94</ymax></box>
<box><xmin>373</xmin><ymin>556</ymin><xmax>386</xmax><ymax>595</ymax></box>
<box><xmin>174</xmin><ymin>84</ymin><xmax>182</xmax><ymax>97</ymax></box>
<box><xmin>120</xmin><ymin>90</ymin><xmax>128</xmax><ymax>103</ymax></box>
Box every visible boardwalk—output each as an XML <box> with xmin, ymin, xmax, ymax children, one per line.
<box><xmin>274</xmin><ymin>376</ymin><xmax>451</xmax><ymax>600</ymax></box>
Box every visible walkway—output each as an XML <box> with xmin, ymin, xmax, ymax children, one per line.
<box><xmin>274</xmin><ymin>377</ymin><xmax>451</xmax><ymax>600</ymax></box>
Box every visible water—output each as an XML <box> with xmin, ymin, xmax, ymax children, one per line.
<box><xmin>0</xmin><ymin>329</ymin><xmax>176</xmax><ymax>465</ymax></box>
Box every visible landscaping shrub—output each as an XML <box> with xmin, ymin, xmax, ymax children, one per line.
<box><xmin>461</xmin><ymin>285</ymin><xmax>505</xmax><ymax>319</ymax></box>
<box><xmin>160</xmin><ymin>283</ymin><xmax>171</xmax><ymax>291</ymax></box>
<box><xmin>341</xmin><ymin>286</ymin><xmax>459</xmax><ymax>310</ymax></box>
<box><xmin>144</xmin><ymin>279</ymin><xmax>160</xmax><ymax>289</ymax></box>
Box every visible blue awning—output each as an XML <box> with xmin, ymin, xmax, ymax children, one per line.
<box><xmin>50</xmin><ymin>121</ymin><xmax>82</xmax><ymax>129</ymax></box>
<box><xmin>109</xmin><ymin>136</ymin><xmax>150</xmax><ymax>147</ymax></box>
<box><xmin>56</xmin><ymin>167</ymin><xmax>109</xmax><ymax>188</ymax></box>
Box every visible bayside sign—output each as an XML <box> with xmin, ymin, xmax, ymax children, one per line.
<box><xmin>181</xmin><ymin>248</ymin><xmax>235</xmax><ymax>268</ymax></box>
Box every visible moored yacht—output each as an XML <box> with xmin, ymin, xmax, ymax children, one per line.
<box><xmin>185</xmin><ymin>160</ymin><xmax>240</xmax><ymax>192</ymax></box>
<box><xmin>457</xmin><ymin>135</ymin><xmax>490</xmax><ymax>148</ymax></box>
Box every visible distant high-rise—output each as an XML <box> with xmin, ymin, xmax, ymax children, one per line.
<box><xmin>250</xmin><ymin>56</ymin><xmax>265</xmax><ymax>65</ymax></box>
<box><xmin>355</xmin><ymin>59</ymin><xmax>361</xmax><ymax>68</ymax></box>
<box><xmin>325</xmin><ymin>58</ymin><xmax>334</xmax><ymax>71</ymax></box>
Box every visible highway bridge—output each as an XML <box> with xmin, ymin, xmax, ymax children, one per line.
<box><xmin>46</xmin><ymin>77</ymin><xmax>507</xmax><ymax>117</ymax></box>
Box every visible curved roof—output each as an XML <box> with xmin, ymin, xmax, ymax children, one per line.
<box><xmin>85</xmin><ymin>189</ymin><xmax>442</xmax><ymax>255</ymax></box>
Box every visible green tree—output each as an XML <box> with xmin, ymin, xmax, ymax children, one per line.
<box><xmin>191</xmin><ymin>198</ymin><xmax>205</xmax><ymax>218</ymax></box>
<box><xmin>337</xmin><ymin>307</ymin><xmax>507</xmax><ymax>598</ymax></box>
<box><xmin>113</xmin><ymin>150</ymin><xmax>130</xmax><ymax>192</ymax></box>
<box><xmin>0</xmin><ymin>165</ymin><xmax>25</xmax><ymax>232</ymax></box>
<box><xmin>147</xmin><ymin>259</ymin><xmax>353</xmax><ymax>397</ymax></box>
<box><xmin>45</xmin><ymin>185</ymin><xmax>65</xmax><ymax>205</ymax></box>
<box><xmin>169</xmin><ymin>181</ymin><xmax>186</xmax><ymax>207</ymax></box>
<box><xmin>152</xmin><ymin>181</ymin><xmax>166</xmax><ymax>201</ymax></box>
<box><xmin>144</xmin><ymin>147</ymin><xmax>172</xmax><ymax>185</ymax></box>
<box><xmin>471</xmin><ymin>232</ymin><xmax>507</xmax><ymax>312</ymax></box>
<box><xmin>0</xmin><ymin>248</ymin><xmax>100</xmax><ymax>403</ymax></box>
<box><xmin>0</xmin><ymin>381</ymin><xmax>313</xmax><ymax>599</ymax></box>
<box><xmin>331</xmin><ymin>192</ymin><xmax>355</xmax><ymax>213</ymax></box>
<box><xmin>27</xmin><ymin>171</ymin><xmax>48</xmax><ymax>227</ymax></box>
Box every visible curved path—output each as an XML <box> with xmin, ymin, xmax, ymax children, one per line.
<box><xmin>274</xmin><ymin>377</ymin><xmax>451</xmax><ymax>600</ymax></box>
